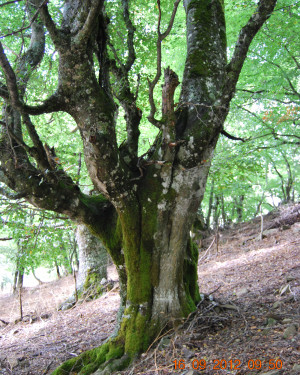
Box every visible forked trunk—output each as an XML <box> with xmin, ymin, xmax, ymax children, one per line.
<box><xmin>52</xmin><ymin>159</ymin><xmax>214</xmax><ymax>374</ymax></box>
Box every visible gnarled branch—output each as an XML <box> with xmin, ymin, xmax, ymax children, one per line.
<box><xmin>0</xmin><ymin>42</ymin><xmax>20</xmax><ymax>108</ymax></box>
<box><xmin>147</xmin><ymin>0</ymin><xmax>181</xmax><ymax>127</ymax></box>
<box><xmin>38</xmin><ymin>2</ymin><xmax>62</xmax><ymax>47</ymax></box>
<box><xmin>122</xmin><ymin>0</ymin><xmax>136</xmax><ymax>72</ymax></box>
<box><xmin>108</xmin><ymin>1</ymin><xmax>141</xmax><ymax>165</ymax></box>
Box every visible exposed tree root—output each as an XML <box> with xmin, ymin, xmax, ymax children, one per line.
<box><xmin>51</xmin><ymin>340</ymin><xmax>130</xmax><ymax>375</ymax></box>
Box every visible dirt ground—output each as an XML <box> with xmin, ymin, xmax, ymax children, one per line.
<box><xmin>0</xmin><ymin>204</ymin><xmax>299</xmax><ymax>375</ymax></box>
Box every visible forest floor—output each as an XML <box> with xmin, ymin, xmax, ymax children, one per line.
<box><xmin>0</xmin><ymin>203</ymin><xmax>299</xmax><ymax>375</ymax></box>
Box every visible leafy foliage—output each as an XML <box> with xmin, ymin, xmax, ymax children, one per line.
<box><xmin>0</xmin><ymin>0</ymin><xmax>299</xmax><ymax>280</ymax></box>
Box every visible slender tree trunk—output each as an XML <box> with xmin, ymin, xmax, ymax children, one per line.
<box><xmin>55</xmin><ymin>261</ymin><xmax>61</xmax><ymax>279</ymax></box>
<box><xmin>31</xmin><ymin>266</ymin><xmax>43</xmax><ymax>285</ymax></box>
<box><xmin>236</xmin><ymin>195</ymin><xmax>245</xmax><ymax>223</ymax></box>
<box><xmin>13</xmin><ymin>270</ymin><xmax>24</xmax><ymax>294</ymax></box>
<box><xmin>206</xmin><ymin>179</ymin><xmax>215</xmax><ymax>228</ymax></box>
<box><xmin>220</xmin><ymin>193</ymin><xmax>228</xmax><ymax>227</ymax></box>
<box><xmin>13</xmin><ymin>243</ymin><xmax>24</xmax><ymax>294</ymax></box>
<box><xmin>213</xmin><ymin>195</ymin><xmax>220</xmax><ymax>229</ymax></box>
<box><xmin>13</xmin><ymin>270</ymin><xmax>19</xmax><ymax>294</ymax></box>
<box><xmin>19</xmin><ymin>284</ymin><xmax>23</xmax><ymax>321</ymax></box>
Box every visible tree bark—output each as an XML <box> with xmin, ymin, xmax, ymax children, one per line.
<box><xmin>75</xmin><ymin>224</ymin><xmax>108</xmax><ymax>298</ymax></box>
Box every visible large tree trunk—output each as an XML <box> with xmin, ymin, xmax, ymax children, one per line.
<box><xmin>53</xmin><ymin>190</ymin><xmax>203</xmax><ymax>374</ymax></box>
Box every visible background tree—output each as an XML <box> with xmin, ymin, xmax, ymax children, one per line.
<box><xmin>75</xmin><ymin>223</ymin><xmax>108</xmax><ymax>298</ymax></box>
<box><xmin>0</xmin><ymin>0</ymin><xmax>292</xmax><ymax>373</ymax></box>
<box><xmin>0</xmin><ymin>192</ymin><xmax>76</xmax><ymax>287</ymax></box>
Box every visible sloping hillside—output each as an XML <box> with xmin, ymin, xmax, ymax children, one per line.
<box><xmin>0</xmin><ymin>204</ymin><xmax>299</xmax><ymax>375</ymax></box>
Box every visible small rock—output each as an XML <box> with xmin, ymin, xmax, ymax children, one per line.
<box><xmin>266</xmin><ymin>313</ymin><xmax>283</xmax><ymax>322</ymax></box>
<box><xmin>292</xmin><ymin>364</ymin><xmax>300</xmax><ymax>373</ymax></box>
<box><xmin>182</xmin><ymin>347</ymin><xmax>195</xmax><ymax>359</ymax></box>
<box><xmin>282</xmin><ymin>323</ymin><xmax>298</xmax><ymax>339</ymax></box>
<box><xmin>261</xmin><ymin>328</ymin><xmax>271</xmax><ymax>336</ymax></box>
<box><xmin>291</xmin><ymin>223</ymin><xmax>300</xmax><ymax>234</ymax></box>
<box><xmin>41</xmin><ymin>313</ymin><xmax>51</xmax><ymax>320</ymax></box>
<box><xmin>282</xmin><ymin>318</ymin><xmax>293</xmax><ymax>324</ymax></box>
<box><xmin>266</xmin><ymin>318</ymin><xmax>277</xmax><ymax>327</ymax></box>
<box><xmin>279</xmin><ymin>284</ymin><xmax>291</xmax><ymax>296</ymax></box>
<box><xmin>60</xmin><ymin>302</ymin><xmax>75</xmax><ymax>311</ymax></box>
<box><xmin>272</xmin><ymin>301</ymin><xmax>282</xmax><ymax>309</ymax></box>
<box><xmin>286</xmin><ymin>275</ymin><xmax>296</xmax><ymax>282</ymax></box>
<box><xmin>236</xmin><ymin>287</ymin><xmax>249</xmax><ymax>297</ymax></box>
<box><xmin>58</xmin><ymin>296</ymin><xmax>76</xmax><ymax>311</ymax></box>
<box><xmin>158</xmin><ymin>337</ymin><xmax>171</xmax><ymax>349</ymax></box>
<box><xmin>219</xmin><ymin>303</ymin><xmax>239</xmax><ymax>311</ymax></box>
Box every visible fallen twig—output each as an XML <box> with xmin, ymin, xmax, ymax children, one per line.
<box><xmin>42</xmin><ymin>361</ymin><xmax>53</xmax><ymax>375</ymax></box>
<box><xmin>0</xmin><ymin>318</ymin><xmax>9</xmax><ymax>325</ymax></box>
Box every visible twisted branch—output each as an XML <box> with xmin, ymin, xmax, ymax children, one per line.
<box><xmin>147</xmin><ymin>0</ymin><xmax>181</xmax><ymax>127</ymax></box>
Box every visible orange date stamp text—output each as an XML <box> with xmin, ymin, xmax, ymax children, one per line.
<box><xmin>173</xmin><ymin>358</ymin><xmax>283</xmax><ymax>371</ymax></box>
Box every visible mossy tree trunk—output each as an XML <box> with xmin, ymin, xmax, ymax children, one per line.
<box><xmin>0</xmin><ymin>0</ymin><xmax>277</xmax><ymax>373</ymax></box>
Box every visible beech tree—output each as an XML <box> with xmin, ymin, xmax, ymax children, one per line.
<box><xmin>0</xmin><ymin>0</ymin><xmax>279</xmax><ymax>373</ymax></box>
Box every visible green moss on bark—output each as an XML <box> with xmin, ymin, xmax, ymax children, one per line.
<box><xmin>51</xmin><ymin>340</ymin><xmax>126</xmax><ymax>375</ymax></box>
<box><xmin>183</xmin><ymin>239</ymin><xmax>201</xmax><ymax>313</ymax></box>
<box><xmin>77</xmin><ymin>270</ymin><xmax>105</xmax><ymax>300</ymax></box>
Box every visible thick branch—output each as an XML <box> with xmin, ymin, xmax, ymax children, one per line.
<box><xmin>74</xmin><ymin>0</ymin><xmax>103</xmax><ymax>45</ymax></box>
<box><xmin>0</xmin><ymin>42</ymin><xmax>20</xmax><ymax>108</ymax></box>
<box><xmin>221</xmin><ymin>130</ymin><xmax>245</xmax><ymax>142</ymax></box>
<box><xmin>38</xmin><ymin>2</ymin><xmax>62</xmax><ymax>47</ymax></box>
<box><xmin>22</xmin><ymin>93</ymin><xmax>65</xmax><ymax>115</ymax></box>
<box><xmin>0</xmin><ymin>186</ymin><xmax>25</xmax><ymax>199</ymax></box>
<box><xmin>122</xmin><ymin>0</ymin><xmax>136</xmax><ymax>72</ymax></box>
<box><xmin>110</xmin><ymin>56</ymin><xmax>142</xmax><ymax>164</ymax></box>
<box><xmin>22</xmin><ymin>114</ymin><xmax>53</xmax><ymax>171</ymax></box>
